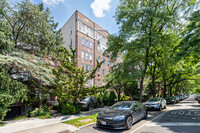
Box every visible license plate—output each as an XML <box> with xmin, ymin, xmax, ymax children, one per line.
<box><xmin>101</xmin><ymin>121</ymin><xmax>106</xmax><ymax>125</ymax></box>
<box><xmin>148</xmin><ymin>106</ymin><xmax>151</xmax><ymax>108</ymax></box>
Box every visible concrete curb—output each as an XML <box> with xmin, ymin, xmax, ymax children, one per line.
<box><xmin>78</xmin><ymin>122</ymin><xmax>96</xmax><ymax>129</ymax></box>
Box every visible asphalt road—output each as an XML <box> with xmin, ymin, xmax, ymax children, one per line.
<box><xmin>75</xmin><ymin>95</ymin><xmax>200</xmax><ymax>133</ymax></box>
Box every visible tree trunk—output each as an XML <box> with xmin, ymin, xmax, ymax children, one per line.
<box><xmin>164</xmin><ymin>82</ymin><xmax>167</xmax><ymax>98</ymax></box>
<box><xmin>139</xmin><ymin>48</ymin><xmax>149</xmax><ymax>102</ymax></box>
<box><xmin>168</xmin><ymin>80</ymin><xmax>171</xmax><ymax>97</ymax></box>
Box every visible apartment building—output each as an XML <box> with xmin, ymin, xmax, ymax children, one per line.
<box><xmin>61</xmin><ymin>10</ymin><xmax>112</xmax><ymax>87</ymax></box>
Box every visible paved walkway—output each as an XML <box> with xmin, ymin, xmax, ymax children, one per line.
<box><xmin>0</xmin><ymin>107</ymin><xmax>106</xmax><ymax>133</ymax></box>
<box><xmin>0</xmin><ymin>115</ymin><xmax>81</xmax><ymax>133</ymax></box>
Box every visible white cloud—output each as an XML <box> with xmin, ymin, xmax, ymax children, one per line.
<box><xmin>91</xmin><ymin>0</ymin><xmax>111</xmax><ymax>18</ymax></box>
<box><xmin>42</xmin><ymin>0</ymin><xmax>64</xmax><ymax>6</ymax></box>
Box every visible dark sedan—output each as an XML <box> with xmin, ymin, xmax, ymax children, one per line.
<box><xmin>96</xmin><ymin>101</ymin><xmax>147</xmax><ymax>130</ymax></box>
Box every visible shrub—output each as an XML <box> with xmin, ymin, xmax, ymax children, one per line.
<box><xmin>102</xmin><ymin>91</ymin><xmax>109</xmax><ymax>105</ymax></box>
<box><xmin>96</xmin><ymin>93</ymin><xmax>103</xmax><ymax>106</ymax></box>
<box><xmin>121</xmin><ymin>95</ymin><xmax>130</xmax><ymax>101</ymax></box>
<box><xmin>108</xmin><ymin>90</ymin><xmax>117</xmax><ymax>105</ymax></box>
<box><xmin>30</xmin><ymin>105</ymin><xmax>52</xmax><ymax>119</ymax></box>
<box><xmin>61</xmin><ymin>102</ymin><xmax>80</xmax><ymax>115</ymax></box>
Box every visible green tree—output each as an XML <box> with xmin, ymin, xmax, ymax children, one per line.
<box><xmin>106</xmin><ymin>0</ymin><xmax>196</xmax><ymax>101</ymax></box>
<box><xmin>108</xmin><ymin>90</ymin><xmax>117</xmax><ymax>105</ymax></box>
<box><xmin>52</xmin><ymin>46</ymin><xmax>103</xmax><ymax>109</ymax></box>
<box><xmin>0</xmin><ymin>68</ymin><xmax>28</xmax><ymax>120</ymax></box>
<box><xmin>176</xmin><ymin>10</ymin><xmax>200</xmax><ymax>63</ymax></box>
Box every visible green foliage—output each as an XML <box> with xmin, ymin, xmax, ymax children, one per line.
<box><xmin>96</xmin><ymin>92</ymin><xmax>104</xmax><ymax>106</ymax></box>
<box><xmin>30</xmin><ymin>105</ymin><xmax>52</xmax><ymax>119</ymax></box>
<box><xmin>63</xmin><ymin>113</ymin><xmax>98</xmax><ymax>127</ymax></box>
<box><xmin>176</xmin><ymin>10</ymin><xmax>200</xmax><ymax>63</ymax></box>
<box><xmin>120</xmin><ymin>95</ymin><xmax>130</xmax><ymax>101</ymax></box>
<box><xmin>124</xmin><ymin>81</ymin><xmax>139</xmax><ymax>100</ymax></box>
<box><xmin>106</xmin><ymin>0</ymin><xmax>198</xmax><ymax>101</ymax></box>
<box><xmin>0</xmin><ymin>120</ymin><xmax>5</xmax><ymax>127</ymax></box>
<box><xmin>108</xmin><ymin>90</ymin><xmax>117</xmax><ymax>105</ymax></box>
<box><xmin>102</xmin><ymin>91</ymin><xmax>109</xmax><ymax>105</ymax></box>
<box><xmin>60</xmin><ymin>102</ymin><xmax>80</xmax><ymax>115</ymax></box>
<box><xmin>52</xmin><ymin>46</ymin><xmax>103</xmax><ymax>110</ymax></box>
<box><xmin>0</xmin><ymin>68</ymin><xmax>28</xmax><ymax>120</ymax></box>
<box><xmin>11</xmin><ymin>116</ymin><xmax>27</xmax><ymax>121</ymax></box>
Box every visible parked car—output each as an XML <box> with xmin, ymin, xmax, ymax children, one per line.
<box><xmin>145</xmin><ymin>97</ymin><xmax>166</xmax><ymax>111</ymax></box>
<box><xmin>79</xmin><ymin>96</ymin><xmax>97</xmax><ymax>110</ymax></box>
<box><xmin>166</xmin><ymin>96</ymin><xmax>178</xmax><ymax>104</ymax></box>
<box><xmin>96</xmin><ymin>101</ymin><xmax>147</xmax><ymax>130</ymax></box>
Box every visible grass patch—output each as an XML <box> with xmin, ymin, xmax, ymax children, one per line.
<box><xmin>63</xmin><ymin>113</ymin><xmax>98</xmax><ymax>127</ymax></box>
<box><xmin>11</xmin><ymin>116</ymin><xmax>27</xmax><ymax>121</ymax></box>
<box><xmin>0</xmin><ymin>121</ymin><xmax>5</xmax><ymax>127</ymax></box>
<box><xmin>37</xmin><ymin>114</ymin><xmax>53</xmax><ymax>119</ymax></box>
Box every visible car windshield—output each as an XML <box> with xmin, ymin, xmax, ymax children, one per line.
<box><xmin>148</xmin><ymin>98</ymin><xmax>160</xmax><ymax>102</ymax></box>
<box><xmin>83</xmin><ymin>97</ymin><xmax>90</xmax><ymax>102</ymax></box>
<box><xmin>110</xmin><ymin>102</ymin><xmax>133</xmax><ymax>110</ymax></box>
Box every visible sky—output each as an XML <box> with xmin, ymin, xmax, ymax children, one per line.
<box><xmin>9</xmin><ymin>0</ymin><xmax>120</xmax><ymax>34</ymax></box>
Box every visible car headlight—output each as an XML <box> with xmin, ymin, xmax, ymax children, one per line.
<box><xmin>114</xmin><ymin>115</ymin><xmax>125</xmax><ymax>120</ymax></box>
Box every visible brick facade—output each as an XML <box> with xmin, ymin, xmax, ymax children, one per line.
<box><xmin>61</xmin><ymin>10</ymin><xmax>112</xmax><ymax>87</ymax></box>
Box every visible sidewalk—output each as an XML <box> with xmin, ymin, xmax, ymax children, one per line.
<box><xmin>0</xmin><ymin>107</ymin><xmax>106</xmax><ymax>133</ymax></box>
<box><xmin>0</xmin><ymin>114</ymin><xmax>82</xmax><ymax>133</ymax></box>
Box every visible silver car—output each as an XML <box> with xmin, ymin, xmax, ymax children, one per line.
<box><xmin>145</xmin><ymin>97</ymin><xmax>166</xmax><ymax>111</ymax></box>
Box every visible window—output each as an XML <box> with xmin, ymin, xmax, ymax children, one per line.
<box><xmin>98</xmin><ymin>56</ymin><xmax>101</xmax><ymax>62</ymax></box>
<box><xmin>70</xmin><ymin>27</ymin><xmax>72</xmax><ymax>35</ymax></box>
<box><xmin>86</xmin><ymin>80</ymin><xmax>89</xmax><ymax>85</ymax></box>
<box><xmin>86</xmin><ymin>65</ymin><xmax>89</xmax><ymax>71</ymax></box>
<box><xmin>90</xmin><ymin>42</ymin><xmax>93</xmax><ymax>49</ymax></box>
<box><xmin>102</xmin><ymin>80</ymin><xmax>105</xmax><ymax>86</ymax></box>
<box><xmin>86</xmin><ymin>39</ymin><xmax>89</xmax><ymax>47</ymax></box>
<box><xmin>98</xmin><ymin>45</ymin><xmax>101</xmax><ymax>52</ymax></box>
<box><xmin>90</xmin><ymin>79</ymin><xmax>93</xmax><ymax>86</ymax></box>
<box><xmin>108</xmin><ymin>61</ymin><xmax>110</xmax><ymax>66</ymax></box>
<box><xmin>103</xmin><ymin>37</ymin><xmax>105</xmax><ymax>43</ymax></box>
<box><xmin>98</xmin><ymin>79</ymin><xmax>101</xmax><ymax>86</ymax></box>
<box><xmin>70</xmin><ymin>39</ymin><xmax>72</xmax><ymax>46</ymax></box>
<box><xmin>82</xmin><ymin>24</ymin><xmax>85</xmax><ymax>32</ymax></box>
<box><xmin>102</xmin><ymin>47</ymin><xmax>105</xmax><ymax>53</ymax></box>
<box><xmin>86</xmin><ymin>52</ymin><xmax>89</xmax><ymax>60</ymax></box>
<box><xmin>90</xmin><ymin>29</ymin><xmax>93</xmax><ymax>37</ymax></box>
<box><xmin>98</xmin><ymin>68</ymin><xmax>100</xmax><ymax>76</ymax></box>
<box><xmin>102</xmin><ymin>58</ymin><xmax>105</xmax><ymax>65</ymax></box>
<box><xmin>90</xmin><ymin>66</ymin><xmax>93</xmax><ymax>72</ymax></box>
<box><xmin>98</xmin><ymin>34</ymin><xmax>101</xmax><ymax>40</ymax></box>
<box><xmin>90</xmin><ymin>54</ymin><xmax>92</xmax><ymax>61</ymax></box>
<box><xmin>82</xmin><ymin>38</ymin><xmax>85</xmax><ymax>45</ymax></box>
<box><xmin>81</xmin><ymin>51</ymin><xmax>84</xmax><ymax>59</ymax></box>
<box><xmin>86</xmin><ymin>27</ymin><xmax>89</xmax><ymax>35</ymax></box>
<box><xmin>103</xmin><ymin>69</ymin><xmax>105</xmax><ymax>76</ymax></box>
<box><xmin>82</xmin><ymin>64</ymin><xmax>85</xmax><ymax>70</ymax></box>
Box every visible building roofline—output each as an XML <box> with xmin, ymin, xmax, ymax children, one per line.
<box><xmin>61</xmin><ymin>10</ymin><xmax>109</xmax><ymax>34</ymax></box>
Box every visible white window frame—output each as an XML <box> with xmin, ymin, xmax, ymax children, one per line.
<box><xmin>82</xmin><ymin>38</ymin><xmax>85</xmax><ymax>45</ymax></box>
<box><xmin>86</xmin><ymin>52</ymin><xmax>89</xmax><ymax>60</ymax></box>
<box><xmin>90</xmin><ymin>54</ymin><xmax>92</xmax><ymax>61</ymax></box>
<box><xmin>82</xmin><ymin>51</ymin><xmax>84</xmax><ymax>59</ymax></box>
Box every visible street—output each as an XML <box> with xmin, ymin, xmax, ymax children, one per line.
<box><xmin>75</xmin><ymin>95</ymin><xmax>200</xmax><ymax>133</ymax></box>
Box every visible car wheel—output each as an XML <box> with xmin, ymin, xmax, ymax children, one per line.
<box><xmin>125</xmin><ymin>116</ymin><xmax>133</xmax><ymax>130</ymax></box>
<box><xmin>143</xmin><ymin>110</ymin><xmax>148</xmax><ymax>119</ymax></box>
<box><xmin>164</xmin><ymin>105</ymin><xmax>166</xmax><ymax>109</ymax></box>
